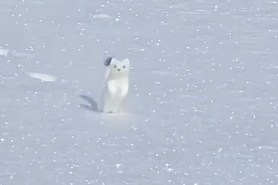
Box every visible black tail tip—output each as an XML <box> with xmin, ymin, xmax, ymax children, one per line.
<box><xmin>104</xmin><ymin>57</ymin><xmax>113</xmax><ymax>67</ymax></box>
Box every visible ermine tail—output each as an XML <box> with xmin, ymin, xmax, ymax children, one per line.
<box><xmin>104</xmin><ymin>57</ymin><xmax>113</xmax><ymax>67</ymax></box>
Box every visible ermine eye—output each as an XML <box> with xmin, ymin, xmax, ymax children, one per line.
<box><xmin>114</xmin><ymin>65</ymin><xmax>117</xmax><ymax>68</ymax></box>
<box><xmin>123</xmin><ymin>66</ymin><xmax>125</xmax><ymax>69</ymax></box>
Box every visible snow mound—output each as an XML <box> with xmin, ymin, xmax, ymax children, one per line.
<box><xmin>0</xmin><ymin>48</ymin><xmax>9</xmax><ymax>56</ymax></box>
<box><xmin>91</xmin><ymin>14</ymin><xmax>113</xmax><ymax>19</ymax></box>
<box><xmin>27</xmin><ymin>72</ymin><xmax>57</xmax><ymax>82</ymax></box>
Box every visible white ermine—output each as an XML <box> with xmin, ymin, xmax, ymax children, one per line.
<box><xmin>101</xmin><ymin>57</ymin><xmax>130</xmax><ymax>113</ymax></box>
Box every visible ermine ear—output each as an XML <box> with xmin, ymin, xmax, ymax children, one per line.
<box><xmin>110</xmin><ymin>58</ymin><xmax>118</xmax><ymax>66</ymax></box>
<box><xmin>122</xmin><ymin>58</ymin><xmax>130</xmax><ymax>66</ymax></box>
<box><xmin>104</xmin><ymin>57</ymin><xmax>118</xmax><ymax>67</ymax></box>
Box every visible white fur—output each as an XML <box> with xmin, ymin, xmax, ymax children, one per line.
<box><xmin>101</xmin><ymin>58</ymin><xmax>130</xmax><ymax>113</ymax></box>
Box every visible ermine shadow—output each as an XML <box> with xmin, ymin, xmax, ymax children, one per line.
<box><xmin>79</xmin><ymin>95</ymin><xmax>99</xmax><ymax>112</ymax></box>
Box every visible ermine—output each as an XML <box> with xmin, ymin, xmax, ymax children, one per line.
<box><xmin>101</xmin><ymin>57</ymin><xmax>130</xmax><ymax>113</ymax></box>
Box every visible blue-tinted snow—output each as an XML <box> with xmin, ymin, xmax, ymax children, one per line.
<box><xmin>0</xmin><ymin>0</ymin><xmax>278</xmax><ymax>184</ymax></box>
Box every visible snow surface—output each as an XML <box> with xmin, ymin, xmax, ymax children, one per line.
<box><xmin>0</xmin><ymin>0</ymin><xmax>278</xmax><ymax>184</ymax></box>
<box><xmin>27</xmin><ymin>72</ymin><xmax>57</xmax><ymax>82</ymax></box>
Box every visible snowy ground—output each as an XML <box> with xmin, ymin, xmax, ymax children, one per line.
<box><xmin>1</xmin><ymin>0</ymin><xmax>278</xmax><ymax>184</ymax></box>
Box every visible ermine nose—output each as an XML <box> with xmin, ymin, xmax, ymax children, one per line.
<box><xmin>117</xmin><ymin>69</ymin><xmax>121</xmax><ymax>72</ymax></box>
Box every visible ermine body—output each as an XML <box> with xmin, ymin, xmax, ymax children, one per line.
<box><xmin>101</xmin><ymin>57</ymin><xmax>130</xmax><ymax>113</ymax></box>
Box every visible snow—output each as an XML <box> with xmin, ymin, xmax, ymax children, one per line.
<box><xmin>0</xmin><ymin>0</ymin><xmax>278</xmax><ymax>184</ymax></box>
<box><xmin>91</xmin><ymin>14</ymin><xmax>113</xmax><ymax>19</ymax></box>
<box><xmin>27</xmin><ymin>72</ymin><xmax>57</xmax><ymax>82</ymax></box>
<box><xmin>0</xmin><ymin>48</ymin><xmax>9</xmax><ymax>57</ymax></box>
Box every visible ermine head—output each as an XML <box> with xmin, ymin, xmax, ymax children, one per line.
<box><xmin>104</xmin><ymin>57</ymin><xmax>130</xmax><ymax>78</ymax></box>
